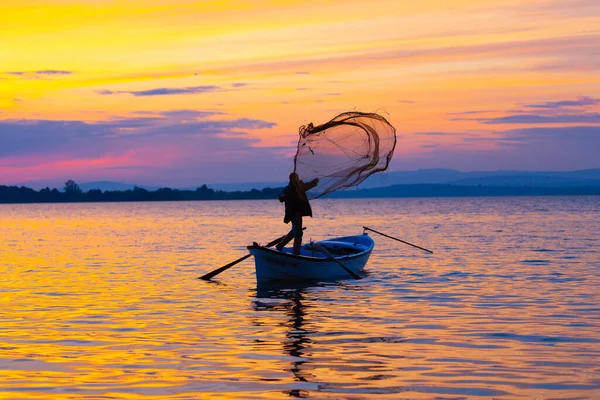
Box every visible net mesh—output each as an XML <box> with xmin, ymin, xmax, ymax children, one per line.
<box><xmin>293</xmin><ymin>111</ymin><xmax>397</xmax><ymax>199</ymax></box>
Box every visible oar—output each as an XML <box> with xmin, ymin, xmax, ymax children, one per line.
<box><xmin>198</xmin><ymin>235</ymin><xmax>285</xmax><ymax>281</ymax></box>
<box><xmin>198</xmin><ymin>228</ymin><xmax>306</xmax><ymax>281</ymax></box>
<box><xmin>311</xmin><ymin>241</ymin><xmax>361</xmax><ymax>280</ymax></box>
<box><xmin>363</xmin><ymin>226</ymin><xmax>433</xmax><ymax>254</ymax></box>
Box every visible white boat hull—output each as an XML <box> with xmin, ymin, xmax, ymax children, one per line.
<box><xmin>248</xmin><ymin>234</ymin><xmax>374</xmax><ymax>283</ymax></box>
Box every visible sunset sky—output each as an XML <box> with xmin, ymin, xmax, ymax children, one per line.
<box><xmin>1</xmin><ymin>0</ymin><xmax>599</xmax><ymax>187</ymax></box>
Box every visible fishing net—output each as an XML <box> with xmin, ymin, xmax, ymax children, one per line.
<box><xmin>293</xmin><ymin>111</ymin><xmax>397</xmax><ymax>199</ymax></box>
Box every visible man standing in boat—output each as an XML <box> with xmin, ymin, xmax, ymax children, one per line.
<box><xmin>276</xmin><ymin>172</ymin><xmax>319</xmax><ymax>255</ymax></box>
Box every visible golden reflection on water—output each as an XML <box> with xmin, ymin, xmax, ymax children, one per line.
<box><xmin>1</xmin><ymin>198</ymin><xmax>599</xmax><ymax>399</ymax></box>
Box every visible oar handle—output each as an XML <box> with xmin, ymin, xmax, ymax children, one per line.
<box><xmin>198</xmin><ymin>235</ymin><xmax>286</xmax><ymax>280</ymax></box>
<box><xmin>198</xmin><ymin>228</ymin><xmax>307</xmax><ymax>281</ymax></box>
<box><xmin>198</xmin><ymin>254</ymin><xmax>253</xmax><ymax>280</ymax></box>
<box><xmin>312</xmin><ymin>241</ymin><xmax>361</xmax><ymax>280</ymax></box>
<box><xmin>363</xmin><ymin>226</ymin><xmax>433</xmax><ymax>254</ymax></box>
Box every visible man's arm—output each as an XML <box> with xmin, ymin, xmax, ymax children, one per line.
<box><xmin>302</xmin><ymin>178</ymin><xmax>319</xmax><ymax>191</ymax></box>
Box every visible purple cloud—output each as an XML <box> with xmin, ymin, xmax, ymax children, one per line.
<box><xmin>0</xmin><ymin>112</ymin><xmax>287</xmax><ymax>186</ymax></box>
<box><xmin>0</xmin><ymin>114</ymin><xmax>277</xmax><ymax>159</ymax></box>
<box><xmin>36</xmin><ymin>70</ymin><xmax>73</xmax><ymax>75</ymax></box>
<box><xmin>391</xmin><ymin>126</ymin><xmax>600</xmax><ymax>171</ymax></box>
<box><xmin>447</xmin><ymin>110</ymin><xmax>494</xmax><ymax>116</ymax></box>
<box><xmin>127</xmin><ymin>110</ymin><xmax>223</xmax><ymax>119</ymax></box>
<box><xmin>124</xmin><ymin>85</ymin><xmax>219</xmax><ymax>96</ymax></box>
<box><xmin>0</xmin><ymin>120</ymin><xmax>111</xmax><ymax>160</ymax></box>
<box><xmin>523</xmin><ymin>97</ymin><xmax>600</xmax><ymax>109</ymax></box>
<box><xmin>458</xmin><ymin>113</ymin><xmax>600</xmax><ymax>124</ymax></box>
<box><xmin>94</xmin><ymin>118</ymin><xmax>164</xmax><ymax>129</ymax></box>
<box><xmin>415</xmin><ymin>131</ymin><xmax>452</xmax><ymax>136</ymax></box>
<box><xmin>499</xmin><ymin>125</ymin><xmax>600</xmax><ymax>142</ymax></box>
<box><xmin>161</xmin><ymin>110</ymin><xmax>222</xmax><ymax>118</ymax></box>
<box><xmin>98</xmin><ymin>86</ymin><xmax>220</xmax><ymax>96</ymax></box>
<box><xmin>3</xmin><ymin>70</ymin><xmax>73</xmax><ymax>78</ymax></box>
<box><xmin>450</xmin><ymin>97</ymin><xmax>600</xmax><ymax>124</ymax></box>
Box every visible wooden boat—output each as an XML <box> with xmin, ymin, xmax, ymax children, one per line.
<box><xmin>248</xmin><ymin>233</ymin><xmax>374</xmax><ymax>283</ymax></box>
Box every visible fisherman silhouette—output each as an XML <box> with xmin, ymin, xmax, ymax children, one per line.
<box><xmin>276</xmin><ymin>172</ymin><xmax>318</xmax><ymax>255</ymax></box>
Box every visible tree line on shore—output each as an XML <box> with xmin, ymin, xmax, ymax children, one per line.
<box><xmin>0</xmin><ymin>180</ymin><xmax>283</xmax><ymax>204</ymax></box>
<box><xmin>3</xmin><ymin>179</ymin><xmax>600</xmax><ymax>204</ymax></box>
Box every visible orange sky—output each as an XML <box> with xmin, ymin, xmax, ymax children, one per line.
<box><xmin>1</xmin><ymin>0</ymin><xmax>599</xmax><ymax>186</ymax></box>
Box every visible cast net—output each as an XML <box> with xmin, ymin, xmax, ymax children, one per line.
<box><xmin>293</xmin><ymin>111</ymin><xmax>397</xmax><ymax>199</ymax></box>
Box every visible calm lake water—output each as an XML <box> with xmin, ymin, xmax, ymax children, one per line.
<box><xmin>1</xmin><ymin>197</ymin><xmax>599</xmax><ymax>399</ymax></box>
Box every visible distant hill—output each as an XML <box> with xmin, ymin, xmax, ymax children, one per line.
<box><xmin>446</xmin><ymin>175</ymin><xmax>600</xmax><ymax>187</ymax></box>
<box><xmin>75</xmin><ymin>169</ymin><xmax>600</xmax><ymax>191</ymax></box>
<box><xmin>3</xmin><ymin>181</ymin><xmax>600</xmax><ymax>204</ymax></box>
<box><xmin>359</xmin><ymin>168</ymin><xmax>600</xmax><ymax>188</ymax></box>
<box><xmin>328</xmin><ymin>183</ymin><xmax>600</xmax><ymax>198</ymax></box>
<box><xmin>8</xmin><ymin>168</ymin><xmax>600</xmax><ymax>193</ymax></box>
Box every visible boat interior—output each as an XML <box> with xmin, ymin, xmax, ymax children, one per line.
<box><xmin>279</xmin><ymin>237</ymin><xmax>371</xmax><ymax>258</ymax></box>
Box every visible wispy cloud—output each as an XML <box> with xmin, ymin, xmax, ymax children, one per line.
<box><xmin>522</xmin><ymin>97</ymin><xmax>600</xmax><ymax>109</ymax></box>
<box><xmin>415</xmin><ymin>131</ymin><xmax>453</xmax><ymax>136</ymax></box>
<box><xmin>161</xmin><ymin>110</ymin><xmax>223</xmax><ymax>119</ymax></box>
<box><xmin>200</xmin><ymin>32</ymin><xmax>600</xmax><ymax>78</ymax></box>
<box><xmin>520</xmin><ymin>0</ymin><xmax>600</xmax><ymax>17</ymax></box>
<box><xmin>3</xmin><ymin>70</ymin><xmax>74</xmax><ymax>78</ymax></box>
<box><xmin>455</xmin><ymin>113</ymin><xmax>600</xmax><ymax>124</ymax></box>
<box><xmin>130</xmin><ymin>110</ymin><xmax>223</xmax><ymax>119</ymax></box>
<box><xmin>0</xmin><ymin>113</ymin><xmax>277</xmax><ymax>158</ymax></box>
<box><xmin>0</xmin><ymin>112</ymin><xmax>282</xmax><ymax>185</ymax></box>
<box><xmin>451</xmin><ymin>97</ymin><xmax>600</xmax><ymax>124</ymax></box>
<box><xmin>36</xmin><ymin>70</ymin><xmax>73</xmax><ymax>75</ymax></box>
<box><xmin>501</xmin><ymin>125</ymin><xmax>600</xmax><ymax>142</ymax></box>
<box><xmin>447</xmin><ymin>110</ymin><xmax>495</xmax><ymax>116</ymax></box>
<box><xmin>395</xmin><ymin>126</ymin><xmax>600</xmax><ymax>171</ymax></box>
<box><xmin>98</xmin><ymin>85</ymin><xmax>220</xmax><ymax>96</ymax></box>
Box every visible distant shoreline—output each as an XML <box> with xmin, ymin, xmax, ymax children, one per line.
<box><xmin>1</xmin><ymin>183</ymin><xmax>599</xmax><ymax>204</ymax></box>
<box><xmin>326</xmin><ymin>183</ymin><xmax>600</xmax><ymax>199</ymax></box>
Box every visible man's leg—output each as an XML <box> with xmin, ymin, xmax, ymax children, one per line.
<box><xmin>292</xmin><ymin>214</ymin><xmax>303</xmax><ymax>255</ymax></box>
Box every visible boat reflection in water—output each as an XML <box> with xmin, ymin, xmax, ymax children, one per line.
<box><xmin>251</xmin><ymin>281</ymin><xmax>365</xmax><ymax>397</ymax></box>
<box><xmin>252</xmin><ymin>283</ymin><xmax>315</xmax><ymax>396</ymax></box>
